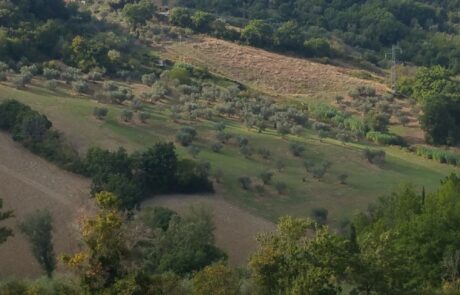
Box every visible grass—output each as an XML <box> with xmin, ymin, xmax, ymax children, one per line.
<box><xmin>1</xmin><ymin>80</ymin><xmax>457</xmax><ymax>226</ymax></box>
<box><xmin>160</xmin><ymin>36</ymin><xmax>389</xmax><ymax>100</ymax></box>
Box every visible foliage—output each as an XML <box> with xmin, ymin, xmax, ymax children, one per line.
<box><xmin>93</xmin><ymin>107</ymin><xmax>108</xmax><ymax>120</ymax></box>
<box><xmin>0</xmin><ymin>198</ymin><xmax>13</xmax><ymax>245</ymax></box>
<box><xmin>238</xmin><ymin>176</ymin><xmax>252</xmax><ymax>190</ymax></box>
<box><xmin>259</xmin><ymin>170</ymin><xmax>273</xmax><ymax>185</ymax></box>
<box><xmin>249</xmin><ymin>216</ymin><xmax>348</xmax><ymax>295</ymax></box>
<box><xmin>63</xmin><ymin>192</ymin><xmax>129</xmax><ymax>293</ymax></box>
<box><xmin>192</xmin><ymin>262</ymin><xmax>240</xmax><ymax>295</ymax></box>
<box><xmin>288</xmin><ymin>142</ymin><xmax>305</xmax><ymax>157</ymax></box>
<box><xmin>122</xmin><ymin>0</ymin><xmax>156</xmax><ymax>28</ymax></box>
<box><xmin>176</xmin><ymin>126</ymin><xmax>198</xmax><ymax>146</ymax></box>
<box><xmin>353</xmin><ymin>175</ymin><xmax>460</xmax><ymax>291</ymax></box>
<box><xmin>0</xmin><ymin>100</ymin><xmax>83</xmax><ymax>173</ymax></box>
<box><xmin>411</xmin><ymin>67</ymin><xmax>460</xmax><ymax>145</ymax></box>
<box><xmin>139</xmin><ymin>206</ymin><xmax>227</xmax><ymax>276</ymax></box>
<box><xmin>19</xmin><ymin>209</ymin><xmax>55</xmax><ymax>278</ymax></box>
<box><xmin>415</xmin><ymin>146</ymin><xmax>460</xmax><ymax>166</ymax></box>
<box><xmin>366</xmin><ymin>131</ymin><xmax>406</xmax><ymax>146</ymax></box>
<box><xmin>363</xmin><ymin>149</ymin><xmax>386</xmax><ymax>166</ymax></box>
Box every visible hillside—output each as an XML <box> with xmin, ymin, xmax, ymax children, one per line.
<box><xmin>1</xmin><ymin>0</ymin><xmax>460</xmax><ymax>293</ymax></box>
<box><xmin>161</xmin><ymin>36</ymin><xmax>388</xmax><ymax>99</ymax></box>
<box><xmin>0</xmin><ymin>79</ymin><xmax>456</xmax><ymax>225</ymax></box>
<box><xmin>0</xmin><ymin>133</ymin><xmax>91</xmax><ymax>277</ymax></box>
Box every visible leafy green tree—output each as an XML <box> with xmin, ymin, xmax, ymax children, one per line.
<box><xmin>304</xmin><ymin>38</ymin><xmax>333</xmax><ymax>57</ymax></box>
<box><xmin>412</xmin><ymin>66</ymin><xmax>458</xmax><ymax>102</ymax></box>
<box><xmin>259</xmin><ymin>170</ymin><xmax>273</xmax><ymax>185</ymax></box>
<box><xmin>274</xmin><ymin>21</ymin><xmax>303</xmax><ymax>50</ymax></box>
<box><xmin>121</xmin><ymin>109</ymin><xmax>133</xmax><ymax>122</ymax></box>
<box><xmin>93</xmin><ymin>107</ymin><xmax>108</xmax><ymax>120</ymax></box>
<box><xmin>241</xmin><ymin>20</ymin><xmax>273</xmax><ymax>47</ymax></box>
<box><xmin>140</xmin><ymin>207</ymin><xmax>177</xmax><ymax>232</ymax></box>
<box><xmin>288</xmin><ymin>142</ymin><xmax>305</xmax><ymax>157</ymax></box>
<box><xmin>176</xmin><ymin>126</ymin><xmax>197</xmax><ymax>146</ymax></box>
<box><xmin>18</xmin><ymin>113</ymin><xmax>52</xmax><ymax>142</ymax></box>
<box><xmin>19</xmin><ymin>209</ymin><xmax>56</xmax><ymax>278</ymax></box>
<box><xmin>137</xmin><ymin>143</ymin><xmax>178</xmax><ymax>194</ymax></box>
<box><xmin>139</xmin><ymin>112</ymin><xmax>151</xmax><ymax>123</ymax></box>
<box><xmin>421</xmin><ymin>98</ymin><xmax>460</xmax><ymax>145</ymax></box>
<box><xmin>122</xmin><ymin>0</ymin><xmax>156</xmax><ymax>28</ymax></box>
<box><xmin>139</xmin><ymin>206</ymin><xmax>227</xmax><ymax>275</ymax></box>
<box><xmin>365</xmin><ymin>112</ymin><xmax>390</xmax><ymax>132</ymax></box>
<box><xmin>191</xmin><ymin>11</ymin><xmax>215</xmax><ymax>33</ymax></box>
<box><xmin>169</xmin><ymin>7</ymin><xmax>193</xmax><ymax>27</ymax></box>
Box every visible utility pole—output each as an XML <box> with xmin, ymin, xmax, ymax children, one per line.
<box><xmin>385</xmin><ymin>45</ymin><xmax>402</xmax><ymax>93</ymax></box>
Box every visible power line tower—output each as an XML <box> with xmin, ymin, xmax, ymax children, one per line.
<box><xmin>385</xmin><ymin>45</ymin><xmax>402</xmax><ymax>93</ymax></box>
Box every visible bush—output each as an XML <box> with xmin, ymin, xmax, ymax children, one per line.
<box><xmin>312</xmin><ymin>207</ymin><xmax>328</xmax><ymax>225</ymax></box>
<box><xmin>237</xmin><ymin>136</ymin><xmax>249</xmax><ymax>147</ymax></box>
<box><xmin>211</xmin><ymin>142</ymin><xmax>223</xmax><ymax>153</ymax></box>
<box><xmin>239</xmin><ymin>145</ymin><xmax>253</xmax><ymax>158</ymax></box>
<box><xmin>275</xmin><ymin>159</ymin><xmax>285</xmax><ymax>172</ymax></box>
<box><xmin>366</xmin><ymin>131</ymin><xmax>406</xmax><ymax>146</ymax></box>
<box><xmin>216</xmin><ymin>131</ymin><xmax>232</xmax><ymax>144</ymax></box>
<box><xmin>257</xmin><ymin>148</ymin><xmax>271</xmax><ymax>160</ymax></box>
<box><xmin>43</xmin><ymin>68</ymin><xmax>60</xmax><ymax>80</ymax></box>
<box><xmin>275</xmin><ymin>181</ymin><xmax>287</xmax><ymax>194</ymax></box>
<box><xmin>121</xmin><ymin>109</ymin><xmax>133</xmax><ymax>122</ymax></box>
<box><xmin>215</xmin><ymin>121</ymin><xmax>226</xmax><ymax>132</ymax></box>
<box><xmin>254</xmin><ymin>184</ymin><xmax>265</xmax><ymax>194</ymax></box>
<box><xmin>187</xmin><ymin>145</ymin><xmax>201</xmax><ymax>158</ymax></box>
<box><xmin>139</xmin><ymin>112</ymin><xmax>151</xmax><ymax>123</ymax></box>
<box><xmin>259</xmin><ymin>170</ymin><xmax>273</xmax><ymax>185</ymax></box>
<box><xmin>142</xmin><ymin>73</ymin><xmax>157</xmax><ymax>86</ymax></box>
<box><xmin>415</xmin><ymin>146</ymin><xmax>460</xmax><ymax>166</ymax></box>
<box><xmin>87</xmin><ymin>71</ymin><xmax>103</xmax><ymax>81</ymax></box>
<box><xmin>93</xmin><ymin>107</ymin><xmax>108</xmax><ymax>120</ymax></box>
<box><xmin>13</xmin><ymin>74</ymin><xmax>31</xmax><ymax>88</ymax></box>
<box><xmin>238</xmin><ymin>176</ymin><xmax>251</xmax><ymax>190</ymax></box>
<box><xmin>365</xmin><ymin>112</ymin><xmax>390</xmax><ymax>132</ymax></box>
<box><xmin>131</xmin><ymin>99</ymin><xmax>143</xmax><ymax>112</ymax></box>
<box><xmin>364</xmin><ymin>149</ymin><xmax>386</xmax><ymax>165</ymax></box>
<box><xmin>72</xmin><ymin>80</ymin><xmax>89</xmax><ymax>94</ymax></box>
<box><xmin>336</xmin><ymin>132</ymin><xmax>350</xmax><ymax>143</ymax></box>
<box><xmin>176</xmin><ymin>159</ymin><xmax>214</xmax><ymax>193</ymax></box>
<box><xmin>45</xmin><ymin>79</ymin><xmax>58</xmax><ymax>90</ymax></box>
<box><xmin>338</xmin><ymin>173</ymin><xmax>348</xmax><ymax>184</ymax></box>
<box><xmin>289</xmin><ymin>142</ymin><xmax>305</xmax><ymax>157</ymax></box>
<box><xmin>176</xmin><ymin>126</ymin><xmax>197</xmax><ymax>147</ymax></box>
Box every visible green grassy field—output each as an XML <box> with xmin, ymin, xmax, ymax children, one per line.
<box><xmin>1</xmin><ymin>80</ymin><xmax>457</xmax><ymax>225</ymax></box>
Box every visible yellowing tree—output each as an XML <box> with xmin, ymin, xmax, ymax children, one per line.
<box><xmin>192</xmin><ymin>262</ymin><xmax>240</xmax><ymax>295</ymax></box>
<box><xmin>63</xmin><ymin>191</ymin><xmax>128</xmax><ymax>294</ymax></box>
<box><xmin>249</xmin><ymin>216</ymin><xmax>349</xmax><ymax>295</ymax></box>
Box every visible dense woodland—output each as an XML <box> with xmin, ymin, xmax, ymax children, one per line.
<box><xmin>174</xmin><ymin>0</ymin><xmax>460</xmax><ymax>73</ymax></box>
<box><xmin>1</xmin><ymin>0</ymin><xmax>460</xmax><ymax>294</ymax></box>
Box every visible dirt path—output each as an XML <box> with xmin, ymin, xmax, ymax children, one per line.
<box><xmin>143</xmin><ymin>194</ymin><xmax>275</xmax><ymax>266</ymax></box>
<box><xmin>0</xmin><ymin>133</ymin><xmax>91</xmax><ymax>278</ymax></box>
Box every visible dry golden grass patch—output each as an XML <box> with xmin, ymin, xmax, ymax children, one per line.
<box><xmin>161</xmin><ymin>36</ymin><xmax>389</xmax><ymax>99</ymax></box>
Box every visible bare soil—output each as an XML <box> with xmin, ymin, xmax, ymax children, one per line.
<box><xmin>0</xmin><ymin>133</ymin><xmax>91</xmax><ymax>278</ymax></box>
